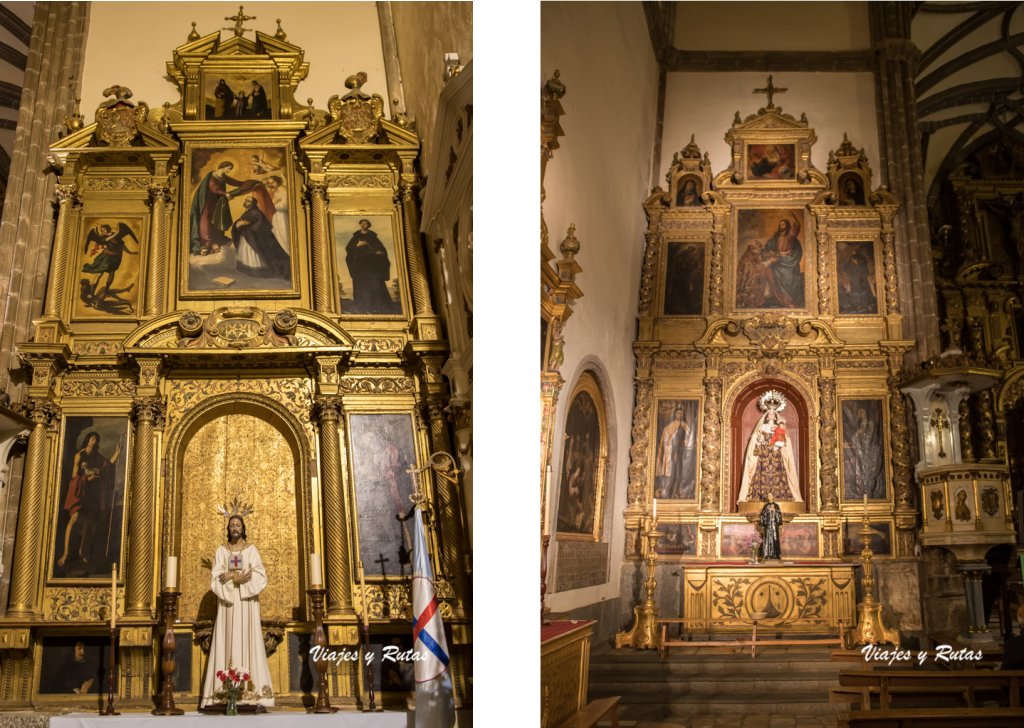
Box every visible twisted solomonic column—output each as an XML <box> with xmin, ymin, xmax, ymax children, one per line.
<box><xmin>125</xmin><ymin>397</ymin><xmax>164</xmax><ymax>617</ymax></box>
<box><xmin>313</xmin><ymin>396</ymin><xmax>353</xmax><ymax>616</ymax></box>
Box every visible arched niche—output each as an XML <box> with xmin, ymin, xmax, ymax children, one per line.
<box><xmin>729</xmin><ymin>378</ymin><xmax>810</xmax><ymax>512</ymax></box>
<box><xmin>163</xmin><ymin>393</ymin><xmax>312</xmax><ymax>624</ymax></box>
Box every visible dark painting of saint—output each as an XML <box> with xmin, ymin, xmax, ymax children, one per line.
<box><xmin>51</xmin><ymin>417</ymin><xmax>128</xmax><ymax>579</ymax></box>
<box><xmin>654</xmin><ymin>400</ymin><xmax>699</xmax><ymax>499</ymax></box>
<box><xmin>675</xmin><ymin>176</ymin><xmax>702</xmax><ymax>207</ymax></box>
<box><xmin>841</xmin><ymin>400</ymin><xmax>886</xmax><ymax>500</ymax></box>
<box><xmin>736</xmin><ymin>209</ymin><xmax>806</xmax><ymax>309</ymax></box>
<box><xmin>837</xmin><ymin>174</ymin><xmax>866</xmax><ymax>206</ymax></box>
<box><xmin>654</xmin><ymin>523</ymin><xmax>697</xmax><ymax>555</ymax></box>
<box><xmin>663</xmin><ymin>242</ymin><xmax>705</xmax><ymax>316</ymax></box>
<box><xmin>335</xmin><ymin>215</ymin><xmax>403</xmax><ymax>316</ymax></box>
<box><xmin>556</xmin><ymin>379</ymin><xmax>604</xmax><ymax>536</ymax></box>
<box><xmin>843</xmin><ymin>521</ymin><xmax>891</xmax><ymax>556</ymax></box>
<box><xmin>837</xmin><ymin>241</ymin><xmax>878</xmax><ymax>315</ymax></box>
<box><xmin>350</xmin><ymin>414</ymin><xmax>417</xmax><ymax>578</ymax></box>
<box><xmin>38</xmin><ymin>637</ymin><xmax>109</xmax><ymax>696</ymax></box>
<box><xmin>748</xmin><ymin>144</ymin><xmax>795</xmax><ymax>180</ymax></box>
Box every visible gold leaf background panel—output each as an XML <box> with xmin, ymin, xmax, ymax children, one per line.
<box><xmin>179</xmin><ymin>412</ymin><xmax>298</xmax><ymax>623</ymax></box>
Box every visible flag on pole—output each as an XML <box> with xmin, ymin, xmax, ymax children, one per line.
<box><xmin>412</xmin><ymin>506</ymin><xmax>455</xmax><ymax>727</ymax></box>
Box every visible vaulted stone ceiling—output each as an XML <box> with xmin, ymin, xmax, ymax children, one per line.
<box><xmin>914</xmin><ymin>2</ymin><xmax>1024</xmax><ymax>207</ymax></box>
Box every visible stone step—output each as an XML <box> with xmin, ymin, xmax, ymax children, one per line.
<box><xmin>588</xmin><ymin>679</ymin><xmax>840</xmax><ymax>697</ymax></box>
<box><xmin>590</xmin><ymin>658</ymin><xmax>845</xmax><ymax>676</ymax></box>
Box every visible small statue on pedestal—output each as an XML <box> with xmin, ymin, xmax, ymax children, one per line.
<box><xmin>759</xmin><ymin>493</ymin><xmax>783</xmax><ymax>561</ymax></box>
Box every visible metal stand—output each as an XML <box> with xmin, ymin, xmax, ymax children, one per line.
<box><xmin>153</xmin><ymin>589</ymin><xmax>184</xmax><ymax>715</ymax></box>
<box><xmin>359</xmin><ymin>608</ymin><xmax>376</xmax><ymax>711</ymax></box>
<box><xmin>306</xmin><ymin>587</ymin><xmax>338</xmax><ymax>713</ymax></box>
<box><xmin>541</xmin><ymin>534</ymin><xmax>550</xmax><ymax>623</ymax></box>
<box><xmin>100</xmin><ymin>626</ymin><xmax>120</xmax><ymax>715</ymax></box>
<box><xmin>614</xmin><ymin>516</ymin><xmax>663</xmax><ymax>649</ymax></box>
<box><xmin>848</xmin><ymin>510</ymin><xmax>900</xmax><ymax>647</ymax></box>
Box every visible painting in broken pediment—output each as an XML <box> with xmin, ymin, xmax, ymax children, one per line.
<box><xmin>165</xmin><ymin>24</ymin><xmax>309</xmax><ymax>121</ymax></box>
<box><xmin>823</xmin><ymin>133</ymin><xmax>872</xmax><ymax>208</ymax></box>
<box><xmin>667</xmin><ymin>135</ymin><xmax>714</xmax><ymax>209</ymax></box>
<box><xmin>715</xmin><ymin>76</ymin><xmax>826</xmax><ymax>189</ymax></box>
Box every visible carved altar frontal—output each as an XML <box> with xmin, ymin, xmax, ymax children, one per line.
<box><xmin>682</xmin><ymin>563</ymin><xmax>855</xmax><ymax>634</ymax></box>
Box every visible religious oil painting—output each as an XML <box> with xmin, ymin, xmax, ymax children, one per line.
<box><xmin>37</xmin><ymin>636</ymin><xmax>110</xmax><ymax>696</ymax></box>
<box><xmin>184</xmin><ymin>145</ymin><xmax>295</xmax><ymax>295</ymax></box>
<box><xmin>836</xmin><ymin>241</ymin><xmax>879</xmax><ymax>315</ymax></box>
<box><xmin>747</xmin><ymin>143</ymin><xmax>795</xmax><ymax>180</ymax></box>
<box><xmin>653</xmin><ymin>399</ymin><xmax>700</xmax><ymax>499</ymax></box>
<box><xmin>780</xmin><ymin>522</ymin><xmax>819</xmax><ymax>558</ymax></box>
<box><xmin>663</xmin><ymin>242</ymin><xmax>705</xmax><ymax>316</ymax></box>
<box><xmin>675</xmin><ymin>174</ymin><xmax>703</xmax><ymax>207</ymax></box>
<box><xmin>837</xmin><ymin>173</ymin><xmax>866</xmax><ymax>206</ymax></box>
<box><xmin>721</xmin><ymin>522</ymin><xmax>759</xmax><ymax>558</ymax></box>
<box><xmin>73</xmin><ymin>217</ymin><xmax>144</xmax><ymax>319</ymax></box>
<box><xmin>841</xmin><ymin>399</ymin><xmax>886</xmax><ymax>500</ymax></box>
<box><xmin>655</xmin><ymin>523</ymin><xmax>698</xmax><ymax>556</ymax></box>
<box><xmin>349</xmin><ymin>414</ymin><xmax>417</xmax><ymax>579</ymax></box>
<box><xmin>334</xmin><ymin>213</ymin><xmax>404</xmax><ymax>316</ymax></box>
<box><xmin>50</xmin><ymin>416</ymin><xmax>128</xmax><ymax>580</ymax></box>
<box><xmin>735</xmin><ymin>208</ymin><xmax>807</xmax><ymax>309</ymax></box>
<box><xmin>843</xmin><ymin>520</ymin><xmax>892</xmax><ymax>556</ymax></box>
<box><xmin>556</xmin><ymin>372</ymin><xmax>606</xmax><ymax>539</ymax></box>
<box><xmin>203</xmin><ymin>71</ymin><xmax>275</xmax><ymax>120</ymax></box>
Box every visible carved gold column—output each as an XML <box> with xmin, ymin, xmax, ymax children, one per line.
<box><xmin>817</xmin><ymin>376</ymin><xmax>840</xmax><ymax>510</ymax></box>
<box><xmin>812</xmin><ymin>208</ymin><xmax>832</xmax><ymax>316</ymax></box>
<box><xmin>976</xmin><ymin>389</ymin><xmax>998</xmax><ymax>461</ymax></box>
<box><xmin>145</xmin><ymin>183</ymin><xmax>171</xmax><ymax>317</ymax></box>
<box><xmin>625</xmin><ymin>345</ymin><xmax>657</xmax><ymax>511</ymax></box>
<box><xmin>307</xmin><ymin>181</ymin><xmax>333</xmax><ymax>314</ymax></box>
<box><xmin>708</xmin><ymin>209</ymin><xmax>728</xmax><ymax>316</ymax></box>
<box><xmin>699</xmin><ymin>349</ymin><xmax>724</xmax><ymax>513</ymax></box>
<box><xmin>399</xmin><ymin>179</ymin><xmax>434</xmax><ymax>317</ymax></box>
<box><xmin>43</xmin><ymin>183</ymin><xmax>80</xmax><ymax>319</ymax></box>
<box><xmin>958</xmin><ymin>397</ymin><xmax>975</xmax><ymax>462</ymax></box>
<box><xmin>126</xmin><ymin>396</ymin><xmax>163</xmax><ymax>618</ymax></box>
<box><xmin>313</xmin><ymin>396</ymin><xmax>353</xmax><ymax>617</ymax></box>
<box><xmin>7</xmin><ymin>399</ymin><xmax>58</xmax><ymax>617</ymax></box>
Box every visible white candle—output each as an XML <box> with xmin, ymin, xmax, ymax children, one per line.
<box><xmin>165</xmin><ymin>556</ymin><xmax>178</xmax><ymax>589</ymax></box>
<box><xmin>111</xmin><ymin>563</ymin><xmax>117</xmax><ymax>629</ymax></box>
<box><xmin>653</xmin><ymin>498</ymin><xmax>658</xmax><ymax>520</ymax></box>
<box><xmin>310</xmin><ymin>553</ymin><xmax>323</xmax><ymax>587</ymax></box>
<box><xmin>543</xmin><ymin>466</ymin><xmax>552</xmax><ymax>536</ymax></box>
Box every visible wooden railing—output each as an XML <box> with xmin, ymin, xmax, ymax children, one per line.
<box><xmin>657</xmin><ymin>616</ymin><xmax>849</xmax><ymax>658</ymax></box>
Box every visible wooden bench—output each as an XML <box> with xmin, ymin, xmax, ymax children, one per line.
<box><xmin>831</xmin><ymin>669</ymin><xmax>1024</xmax><ymax>711</ymax></box>
<box><xmin>845</xmin><ymin>706</ymin><xmax>1024</xmax><ymax>726</ymax></box>
<box><xmin>658</xmin><ymin>616</ymin><xmax>848</xmax><ymax>658</ymax></box>
<box><xmin>556</xmin><ymin>696</ymin><xmax>621</xmax><ymax>728</ymax></box>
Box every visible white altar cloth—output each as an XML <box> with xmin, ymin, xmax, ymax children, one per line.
<box><xmin>50</xmin><ymin>712</ymin><xmax>411</xmax><ymax>728</ymax></box>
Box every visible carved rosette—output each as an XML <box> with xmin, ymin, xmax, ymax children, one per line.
<box><xmin>817</xmin><ymin>377</ymin><xmax>839</xmax><ymax>510</ymax></box>
<box><xmin>700</xmin><ymin>378</ymin><xmax>723</xmax><ymax>511</ymax></box>
<box><xmin>176</xmin><ymin>307</ymin><xmax>298</xmax><ymax>349</ymax></box>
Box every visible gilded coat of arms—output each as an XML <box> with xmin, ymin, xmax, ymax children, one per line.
<box><xmin>95</xmin><ymin>85</ymin><xmax>149</xmax><ymax>147</ymax></box>
<box><xmin>930</xmin><ymin>489</ymin><xmax>944</xmax><ymax>520</ymax></box>
<box><xmin>328</xmin><ymin>72</ymin><xmax>383</xmax><ymax>144</ymax></box>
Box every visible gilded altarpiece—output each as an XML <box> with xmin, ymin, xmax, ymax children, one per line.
<box><xmin>0</xmin><ymin>26</ymin><xmax>469</xmax><ymax>711</ymax></box>
<box><xmin>622</xmin><ymin>97</ymin><xmax>915</xmax><ymax>639</ymax></box>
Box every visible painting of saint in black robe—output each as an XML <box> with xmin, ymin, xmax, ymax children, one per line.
<box><xmin>837</xmin><ymin>241</ymin><xmax>878</xmax><ymax>315</ymax></box>
<box><xmin>230</xmin><ymin>196</ymin><xmax>291</xmax><ymax>279</ymax></box>
<box><xmin>336</xmin><ymin>216</ymin><xmax>403</xmax><ymax>315</ymax></box>
<box><xmin>663</xmin><ymin>242</ymin><xmax>704</xmax><ymax>316</ymax></box>
<box><xmin>38</xmin><ymin>637</ymin><xmax>109</xmax><ymax>696</ymax></box>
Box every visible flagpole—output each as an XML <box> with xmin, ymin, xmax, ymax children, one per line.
<box><xmin>357</xmin><ymin>564</ymin><xmax>375</xmax><ymax>712</ymax></box>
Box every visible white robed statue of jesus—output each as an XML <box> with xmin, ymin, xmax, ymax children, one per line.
<box><xmin>200</xmin><ymin>512</ymin><xmax>274</xmax><ymax>708</ymax></box>
<box><xmin>737</xmin><ymin>390</ymin><xmax>803</xmax><ymax>503</ymax></box>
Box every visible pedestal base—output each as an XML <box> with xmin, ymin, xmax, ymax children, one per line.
<box><xmin>848</xmin><ymin>600</ymin><xmax>900</xmax><ymax>647</ymax></box>
<box><xmin>958</xmin><ymin>629</ymin><xmax>997</xmax><ymax>645</ymax></box>
<box><xmin>614</xmin><ymin>605</ymin><xmax>660</xmax><ymax>649</ymax></box>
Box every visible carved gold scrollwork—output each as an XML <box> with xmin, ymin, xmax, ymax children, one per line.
<box><xmin>61</xmin><ymin>379</ymin><xmax>136</xmax><ymax>398</ymax></box>
<box><xmin>95</xmin><ymin>85</ymin><xmax>148</xmax><ymax>146</ymax></box>
<box><xmin>339</xmin><ymin>376</ymin><xmax>414</xmax><ymax>394</ymax></box>
<box><xmin>176</xmin><ymin>307</ymin><xmax>298</xmax><ymax>349</ymax></box>
<box><xmin>354</xmin><ymin>337</ymin><xmax>404</xmax><ymax>353</ymax></box>
<box><xmin>328</xmin><ymin>72</ymin><xmax>384</xmax><ymax>144</ymax></box>
<box><xmin>700</xmin><ymin>378</ymin><xmax>723</xmax><ymax>511</ymax></box>
<box><xmin>817</xmin><ymin>377</ymin><xmax>839</xmax><ymax>510</ymax></box>
<box><xmin>46</xmin><ymin>588</ymin><xmax>123</xmax><ymax>622</ymax></box>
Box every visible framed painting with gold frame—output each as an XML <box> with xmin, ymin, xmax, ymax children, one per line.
<box><xmin>179</xmin><ymin>141</ymin><xmax>299</xmax><ymax>298</ymax></box>
<box><xmin>555</xmin><ymin>370</ymin><xmax>607</xmax><ymax>541</ymax></box>
<box><xmin>734</xmin><ymin>207</ymin><xmax>811</xmax><ymax>311</ymax></box>
<box><xmin>834</xmin><ymin>238</ymin><xmax>881</xmax><ymax>316</ymax></box>
<box><xmin>332</xmin><ymin>211</ymin><xmax>408</xmax><ymax>318</ymax></box>
<box><xmin>839</xmin><ymin>398</ymin><xmax>888</xmax><ymax>501</ymax></box>
<box><xmin>661</xmin><ymin>241</ymin><xmax>706</xmax><ymax>317</ymax></box>
<box><xmin>72</xmin><ymin>215</ymin><xmax>147</xmax><ymax>320</ymax></box>
<box><xmin>201</xmin><ymin>69</ymin><xmax>277</xmax><ymax>121</ymax></box>
<box><xmin>48</xmin><ymin>416</ymin><xmax>130</xmax><ymax>582</ymax></box>
<box><xmin>651</xmin><ymin>398</ymin><xmax>702</xmax><ymax>500</ymax></box>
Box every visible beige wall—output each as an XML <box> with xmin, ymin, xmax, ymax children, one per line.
<box><xmin>674</xmin><ymin>1</ymin><xmax>870</xmax><ymax>51</ymax></box>
<box><xmin>80</xmin><ymin>2</ymin><xmax>388</xmax><ymax>121</ymax></box>
<box><xmin>661</xmin><ymin>71</ymin><xmax>880</xmax><ymax>190</ymax></box>
<box><xmin>542</xmin><ymin>1</ymin><xmax>659</xmax><ymax>614</ymax></box>
<box><xmin>390</xmin><ymin>1</ymin><xmax>472</xmax><ymax>175</ymax></box>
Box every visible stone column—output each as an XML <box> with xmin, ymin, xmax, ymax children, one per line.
<box><xmin>399</xmin><ymin>180</ymin><xmax>434</xmax><ymax>316</ymax></box>
<box><xmin>306</xmin><ymin>181</ymin><xmax>334</xmax><ymax>314</ymax></box>
<box><xmin>42</xmin><ymin>183</ymin><xmax>80</xmax><ymax>318</ymax></box>
<box><xmin>125</xmin><ymin>397</ymin><xmax>162</xmax><ymax>618</ymax></box>
<box><xmin>6</xmin><ymin>399</ymin><xmax>57</xmax><ymax>617</ymax></box>
<box><xmin>0</xmin><ymin>3</ymin><xmax>89</xmax><ymax>393</ymax></box>
<box><xmin>144</xmin><ymin>183</ymin><xmax>171</xmax><ymax>317</ymax></box>
<box><xmin>313</xmin><ymin>396</ymin><xmax>353</xmax><ymax>617</ymax></box>
<box><xmin>869</xmin><ymin>4</ymin><xmax>941</xmax><ymax>362</ymax></box>
<box><xmin>958</xmin><ymin>563</ymin><xmax>993</xmax><ymax>641</ymax></box>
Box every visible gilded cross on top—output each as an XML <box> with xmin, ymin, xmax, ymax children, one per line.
<box><xmin>224</xmin><ymin>5</ymin><xmax>256</xmax><ymax>38</ymax></box>
<box><xmin>753</xmin><ymin>75</ymin><xmax>788</xmax><ymax>108</ymax></box>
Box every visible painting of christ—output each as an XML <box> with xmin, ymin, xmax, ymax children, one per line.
<box><xmin>736</xmin><ymin>208</ymin><xmax>807</xmax><ymax>310</ymax></box>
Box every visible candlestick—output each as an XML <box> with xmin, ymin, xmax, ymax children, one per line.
<box><xmin>165</xmin><ymin>556</ymin><xmax>178</xmax><ymax>589</ymax></box>
<box><xmin>310</xmin><ymin>553</ymin><xmax>323</xmax><ymax>587</ymax></box>
<box><xmin>653</xmin><ymin>498</ymin><xmax>657</xmax><ymax>520</ymax></box>
<box><xmin>111</xmin><ymin>563</ymin><xmax>117</xmax><ymax>629</ymax></box>
<box><xmin>863</xmin><ymin>493</ymin><xmax>868</xmax><ymax>516</ymax></box>
<box><xmin>543</xmin><ymin>466</ymin><xmax>551</xmax><ymax>537</ymax></box>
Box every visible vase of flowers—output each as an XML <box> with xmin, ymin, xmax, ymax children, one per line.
<box><xmin>216</xmin><ymin>667</ymin><xmax>249</xmax><ymax>715</ymax></box>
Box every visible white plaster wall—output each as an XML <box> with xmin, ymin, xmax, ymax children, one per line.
<box><xmin>674</xmin><ymin>1</ymin><xmax>870</xmax><ymax>51</ymax></box>
<box><xmin>660</xmin><ymin>72</ymin><xmax>880</xmax><ymax>190</ymax></box>
<box><xmin>80</xmin><ymin>2</ymin><xmax>388</xmax><ymax>119</ymax></box>
<box><xmin>541</xmin><ymin>1</ymin><xmax>659</xmax><ymax>614</ymax></box>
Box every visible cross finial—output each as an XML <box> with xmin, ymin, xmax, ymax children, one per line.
<box><xmin>224</xmin><ymin>5</ymin><xmax>255</xmax><ymax>38</ymax></box>
<box><xmin>753</xmin><ymin>75</ymin><xmax>787</xmax><ymax>109</ymax></box>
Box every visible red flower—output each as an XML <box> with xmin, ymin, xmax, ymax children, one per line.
<box><xmin>217</xmin><ymin>670</ymin><xmax>224</xmax><ymax>680</ymax></box>
<box><xmin>242</xmin><ymin>673</ymin><xmax>249</xmax><ymax>681</ymax></box>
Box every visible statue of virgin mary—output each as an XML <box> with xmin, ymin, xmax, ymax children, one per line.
<box><xmin>737</xmin><ymin>390</ymin><xmax>803</xmax><ymax>503</ymax></box>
